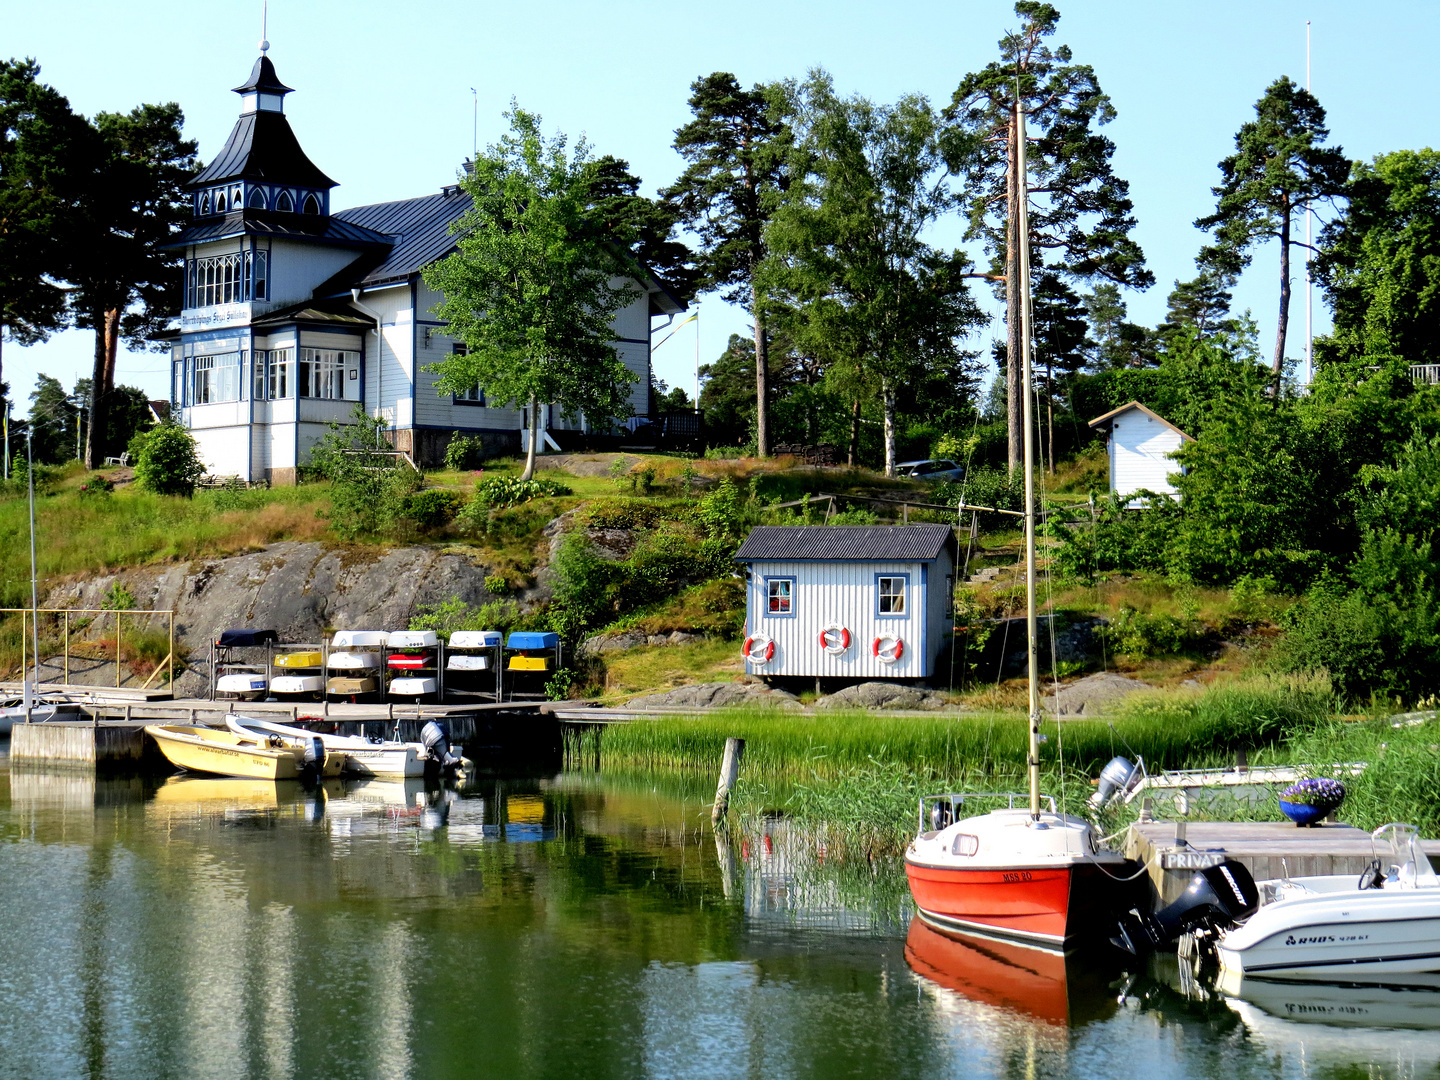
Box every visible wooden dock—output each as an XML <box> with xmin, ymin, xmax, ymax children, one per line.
<box><xmin>4</xmin><ymin>698</ymin><xmax>587</xmax><ymax>771</ymax></box>
<box><xmin>1126</xmin><ymin>820</ymin><xmax>1440</xmax><ymax>903</ymax></box>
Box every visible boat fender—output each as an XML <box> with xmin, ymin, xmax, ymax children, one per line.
<box><xmin>1112</xmin><ymin>858</ymin><xmax>1260</xmax><ymax>954</ymax></box>
<box><xmin>873</xmin><ymin>636</ymin><xmax>903</xmax><ymax>664</ymax></box>
<box><xmin>818</xmin><ymin>625</ymin><xmax>851</xmax><ymax>654</ymax></box>
<box><xmin>743</xmin><ymin>635</ymin><xmax>776</xmax><ymax>664</ymax></box>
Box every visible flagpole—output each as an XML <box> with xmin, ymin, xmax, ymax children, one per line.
<box><xmin>694</xmin><ymin>310</ymin><xmax>700</xmax><ymax>408</ymax></box>
<box><xmin>1305</xmin><ymin>20</ymin><xmax>1313</xmax><ymax>386</ymax></box>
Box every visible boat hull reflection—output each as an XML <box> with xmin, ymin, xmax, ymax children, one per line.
<box><xmin>904</xmin><ymin>916</ymin><xmax>1124</xmax><ymax>1027</ymax></box>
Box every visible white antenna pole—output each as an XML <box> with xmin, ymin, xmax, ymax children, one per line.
<box><xmin>694</xmin><ymin>310</ymin><xmax>700</xmax><ymax>408</ymax></box>
<box><xmin>259</xmin><ymin>0</ymin><xmax>270</xmax><ymax>53</ymax></box>
<box><xmin>1305</xmin><ymin>20</ymin><xmax>1312</xmax><ymax>385</ymax></box>
<box><xmin>471</xmin><ymin>88</ymin><xmax>478</xmax><ymax>161</ymax></box>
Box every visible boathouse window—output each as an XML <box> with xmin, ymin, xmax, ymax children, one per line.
<box><xmin>451</xmin><ymin>343</ymin><xmax>485</xmax><ymax>405</ymax></box>
<box><xmin>302</xmin><ymin>193</ymin><xmax>321</xmax><ymax>215</ymax></box>
<box><xmin>199</xmin><ymin>191</ymin><xmax>211</xmax><ymax>215</ymax></box>
<box><xmin>298</xmin><ymin>348</ymin><xmax>354</xmax><ymax>399</ymax></box>
<box><xmin>276</xmin><ymin>190</ymin><xmax>294</xmax><ymax>213</ymax></box>
<box><xmin>765</xmin><ymin>577</ymin><xmax>795</xmax><ymax>617</ymax></box>
<box><xmin>189</xmin><ymin>252</ymin><xmax>246</xmax><ymax>307</ymax></box>
<box><xmin>247</xmin><ymin>187</ymin><xmax>266</xmax><ymax>209</ymax></box>
<box><xmin>876</xmin><ymin>575</ymin><xmax>908</xmax><ymax>617</ymax></box>
<box><xmin>252</xmin><ymin>350</ymin><xmax>267</xmax><ymax>400</ymax></box>
<box><xmin>192</xmin><ymin>353</ymin><xmax>239</xmax><ymax>404</ymax></box>
<box><xmin>266</xmin><ymin>348</ymin><xmax>294</xmax><ymax>399</ymax></box>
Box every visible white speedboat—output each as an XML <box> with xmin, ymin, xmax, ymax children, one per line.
<box><xmin>1216</xmin><ymin>824</ymin><xmax>1440</xmax><ymax>980</ymax></box>
<box><xmin>225</xmin><ymin>713</ymin><xmax>424</xmax><ymax>778</ymax></box>
<box><xmin>215</xmin><ymin>667</ymin><xmax>268</xmax><ymax>699</ymax></box>
<box><xmin>271</xmin><ymin>674</ymin><xmax>324</xmax><ymax>696</ymax></box>
<box><xmin>388</xmin><ymin>677</ymin><xmax>437</xmax><ymax>697</ymax></box>
<box><xmin>386</xmin><ymin>630</ymin><xmax>438</xmax><ymax>650</ymax></box>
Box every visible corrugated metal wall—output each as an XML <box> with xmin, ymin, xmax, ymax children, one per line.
<box><xmin>744</xmin><ymin>559</ymin><xmax>950</xmax><ymax>678</ymax></box>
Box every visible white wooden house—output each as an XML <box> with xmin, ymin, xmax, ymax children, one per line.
<box><xmin>733</xmin><ymin>525</ymin><xmax>957</xmax><ymax>680</ymax></box>
<box><xmin>1087</xmin><ymin>401</ymin><xmax>1193</xmax><ymax>501</ymax></box>
<box><xmin>162</xmin><ymin>51</ymin><xmax>685</xmax><ymax>484</ymax></box>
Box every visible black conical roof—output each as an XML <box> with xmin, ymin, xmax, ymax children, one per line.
<box><xmin>233</xmin><ymin>55</ymin><xmax>293</xmax><ymax>96</ymax></box>
<box><xmin>190</xmin><ymin>56</ymin><xmax>335</xmax><ymax>190</ymax></box>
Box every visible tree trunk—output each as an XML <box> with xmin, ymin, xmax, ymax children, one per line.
<box><xmin>1046</xmin><ymin>357</ymin><xmax>1054</xmax><ymax>475</ymax></box>
<box><xmin>881</xmin><ymin>377</ymin><xmax>897</xmax><ymax>478</ymax></box>
<box><xmin>1005</xmin><ymin>107</ymin><xmax>1023</xmax><ymax>473</ymax></box>
<box><xmin>102</xmin><ymin>307</ymin><xmax>120</xmax><ymax>396</ymax></box>
<box><xmin>847</xmin><ymin>398</ymin><xmax>861</xmax><ymax>466</ymax></box>
<box><xmin>84</xmin><ymin>308</ymin><xmax>107</xmax><ymax>470</ymax></box>
<box><xmin>520</xmin><ymin>392</ymin><xmax>539</xmax><ymax>481</ymax></box>
<box><xmin>752</xmin><ymin>286</ymin><xmax>770</xmax><ymax>458</ymax></box>
<box><xmin>1272</xmin><ymin>195</ymin><xmax>1292</xmax><ymax>397</ymax></box>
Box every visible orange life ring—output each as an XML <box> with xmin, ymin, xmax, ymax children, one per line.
<box><xmin>873</xmin><ymin>635</ymin><xmax>904</xmax><ymax>664</ymax></box>
<box><xmin>818</xmin><ymin>624</ymin><xmax>851</xmax><ymax>654</ymax></box>
<box><xmin>743</xmin><ymin>634</ymin><xmax>776</xmax><ymax>664</ymax></box>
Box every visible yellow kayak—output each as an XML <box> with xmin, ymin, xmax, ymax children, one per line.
<box><xmin>274</xmin><ymin>651</ymin><xmax>324</xmax><ymax>668</ymax></box>
<box><xmin>145</xmin><ymin>724</ymin><xmax>341</xmax><ymax>780</ymax></box>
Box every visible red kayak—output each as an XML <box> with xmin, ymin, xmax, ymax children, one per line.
<box><xmin>904</xmin><ymin>800</ymin><xmax>1142</xmax><ymax>948</ymax></box>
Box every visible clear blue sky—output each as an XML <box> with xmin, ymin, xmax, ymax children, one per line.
<box><xmin>7</xmin><ymin>0</ymin><xmax>1440</xmax><ymax>411</ymax></box>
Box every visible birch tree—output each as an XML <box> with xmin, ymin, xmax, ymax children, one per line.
<box><xmin>424</xmin><ymin>106</ymin><xmax>635</xmax><ymax>481</ymax></box>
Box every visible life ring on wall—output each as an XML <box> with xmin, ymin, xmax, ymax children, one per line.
<box><xmin>743</xmin><ymin>634</ymin><xmax>776</xmax><ymax>665</ymax></box>
<box><xmin>818</xmin><ymin>624</ymin><xmax>851</xmax><ymax>654</ymax></box>
<box><xmin>873</xmin><ymin>635</ymin><xmax>904</xmax><ymax>664</ymax></box>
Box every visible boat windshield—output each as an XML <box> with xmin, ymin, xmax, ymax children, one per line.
<box><xmin>1372</xmin><ymin>823</ymin><xmax>1440</xmax><ymax>888</ymax></box>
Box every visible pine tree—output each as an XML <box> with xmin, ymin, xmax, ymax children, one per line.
<box><xmin>1196</xmin><ymin>76</ymin><xmax>1350</xmax><ymax>392</ymax></box>
<box><xmin>946</xmin><ymin>2</ymin><xmax>1151</xmax><ymax>469</ymax></box>
<box><xmin>664</xmin><ymin>73</ymin><xmax>790</xmax><ymax>457</ymax></box>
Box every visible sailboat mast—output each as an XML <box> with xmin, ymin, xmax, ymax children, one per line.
<box><xmin>1015</xmin><ymin>94</ymin><xmax>1042</xmax><ymax>821</ymax></box>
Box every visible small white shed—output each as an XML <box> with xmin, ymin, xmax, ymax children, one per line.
<box><xmin>1088</xmin><ymin>401</ymin><xmax>1194</xmax><ymax>501</ymax></box>
<box><xmin>733</xmin><ymin>525</ymin><xmax>957</xmax><ymax>680</ymax></box>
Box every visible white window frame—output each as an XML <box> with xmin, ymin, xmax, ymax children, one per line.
<box><xmin>266</xmin><ymin>348</ymin><xmax>294</xmax><ymax>400</ymax></box>
<box><xmin>191</xmin><ymin>353</ymin><xmax>240</xmax><ymax>405</ymax></box>
<box><xmin>298</xmin><ymin>348</ymin><xmax>354</xmax><ymax>400</ymax></box>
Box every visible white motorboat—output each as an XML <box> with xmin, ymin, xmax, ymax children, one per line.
<box><xmin>1215</xmin><ymin>824</ymin><xmax>1440</xmax><ymax>980</ymax></box>
<box><xmin>225</xmin><ymin>713</ymin><xmax>424</xmax><ymax>778</ymax></box>
<box><xmin>215</xmin><ymin>667</ymin><xmax>268</xmax><ymax>698</ymax></box>
<box><xmin>328</xmin><ymin>651</ymin><xmax>380</xmax><ymax>670</ymax></box>
<box><xmin>449</xmin><ymin>631</ymin><xmax>501</xmax><ymax>649</ymax></box>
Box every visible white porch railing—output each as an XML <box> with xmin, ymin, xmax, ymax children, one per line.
<box><xmin>1411</xmin><ymin>364</ymin><xmax>1440</xmax><ymax>385</ymax></box>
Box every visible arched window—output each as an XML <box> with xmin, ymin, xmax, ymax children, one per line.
<box><xmin>230</xmin><ymin>185</ymin><xmax>243</xmax><ymax>208</ymax></box>
<box><xmin>214</xmin><ymin>190</ymin><xmax>227</xmax><ymax>214</ymax></box>
<box><xmin>199</xmin><ymin>191</ymin><xmax>211</xmax><ymax>215</ymax></box>
<box><xmin>302</xmin><ymin>193</ymin><xmax>321</xmax><ymax>215</ymax></box>
<box><xmin>276</xmin><ymin>190</ymin><xmax>293</xmax><ymax>213</ymax></box>
<box><xmin>247</xmin><ymin>187</ymin><xmax>266</xmax><ymax>210</ymax></box>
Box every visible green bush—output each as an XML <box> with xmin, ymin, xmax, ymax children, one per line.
<box><xmin>78</xmin><ymin>475</ymin><xmax>114</xmax><ymax>498</ymax></box>
<box><xmin>444</xmin><ymin>432</ymin><xmax>486</xmax><ymax>471</ymax></box>
<box><xmin>102</xmin><ymin>581</ymin><xmax>136</xmax><ymax>611</ymax></box>
<box><xmin>132</xmin><ymin>423</ymin><xmax>206</xmax><ymax>497</ymax></box>
<box><xmin>1100</xmin><ymin>606</ymin><xmax>1205</xmax><ymax>659</ymax></box>
<box><xmin>399</xmin><ymin>489</ymin><xmax>464</xmax><ymax>531</ymax></box>
<box><xmin>484</xmin><ymin>575</ymin><xmax>508</xmax><ymax>595</ymax></box>
<box><xmin>469</xmin><ymin>475</ymin><xmax>571</xmax><ymax>509</ymax></box>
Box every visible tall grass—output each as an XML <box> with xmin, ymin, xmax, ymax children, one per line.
<box><xmin>1287</xmin><ymin>717</ymin><xmax>1440</xmax><ymax>835</ymax></box>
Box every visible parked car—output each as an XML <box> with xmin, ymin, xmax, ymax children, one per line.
<box><xmin>896</xmin><ymin>459</ymin><xmax>965</xmax><ymax>482</ymax></box>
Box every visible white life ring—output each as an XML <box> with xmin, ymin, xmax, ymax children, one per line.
<box><xmin>873</xmin><ymin>635</ymin><xmax>904</xmax><ymax>664</ymax></box>
<box><xmin>818</xmin><ymin>624</ymin><xmax>851</xmax><ymax>655</ymax></box>
<box><xmin>743</xmin><ymin>634</ymin><xmax>776</xmax><ymax>665</ymax></box>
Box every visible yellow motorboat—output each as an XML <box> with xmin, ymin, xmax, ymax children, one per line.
<box><xmin>145</xmin><ymin>724</ymin><xmax>342</xmax><ymax>780</ymax></box>
<box><xmin>274</xmin><ymin>651</ymin><xmax>324</xmax><ymax>668</ymax></box>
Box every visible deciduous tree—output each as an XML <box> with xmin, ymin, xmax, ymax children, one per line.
<box><xmin>1196</xmin><ymin>76</ymin><xmax>1349</xmax><ymax>392</ymax></box>
<box><xmin>424</xmin><ymin>106</ymin><xmax>636</xmax><ymax>481</ymax></box>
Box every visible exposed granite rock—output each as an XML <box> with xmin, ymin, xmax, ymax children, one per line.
<box><xmin>1042</xmin><ymin>671</ymin><xmax>1152</xmax><ymax>716</ymax></box>
<box><xmin>623</xmin><ymin>682</ymin><xmax>801</xmax><ymax>710</ymax></box>
<box><xmin>815</xmin><ymin>681</ymin><xmax>949</xmax><ymax>711</ymax></box>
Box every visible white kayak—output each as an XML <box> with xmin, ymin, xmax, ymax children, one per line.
<box><xmin>225</xmin><ymin>713</ymin><xmax>425</xmax><ymax>778</ymax></box>
<box><xmin>328</xmin><ymin>651</ymin><xmax>381</xmax><ymax>670</ymax></box>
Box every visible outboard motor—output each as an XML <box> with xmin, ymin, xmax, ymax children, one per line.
<box><xmin>421</xmin><ymin>721</ymin><xmax>463</xmax><ymax>776</ymax></box>
<box><xmin>1089</xmin><ymin>756</ymin><xmax>1139</xmax><ymax>810</ymax></box>
<box><xmin>299</xmin><ymin>736</ymin><xmax>326</xmax><ymax>783</ymax></box>
<box><xmin>1114</xmin><ymin>858</ymin><xmax>1259</xmax><ymax>954</ymax></box>
<box><xmin>421</xmin><ymin>787</ymin><xmax>456</xmax><ymax>831</ymax></box>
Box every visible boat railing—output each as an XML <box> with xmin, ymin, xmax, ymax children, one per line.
<box><xmin>917</xmin><ymin>792</ymin><xmax>1057</xmax><ymax>835</ymax></box>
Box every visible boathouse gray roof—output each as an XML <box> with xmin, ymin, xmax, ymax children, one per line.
<box><xmin>734</xmin><ymin>525</ymin><xmax>955</xmax><ymax>563</ymax></box>
<box><xmin>324</xmin><ymin>189</ymin><xmax>474</xmax><ymax>291</ymax></box>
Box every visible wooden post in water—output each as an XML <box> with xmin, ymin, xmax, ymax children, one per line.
<box><xmin>711</xmin><ymin>737</ymin><xmax>745</xmax><ymax>824</ymax></box>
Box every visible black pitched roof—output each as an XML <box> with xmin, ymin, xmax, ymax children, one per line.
<box><xmin>191</xmin><ymin>110</ymin><xmax>336</xmax><ymax>190</ymax></box>
<box><xmin>734</xmin><ymin>525</ymin><xmax>955</xmax><ymax>562</ymax></box>
<box><xmin>322</xmin><ymin>188</ymin><xmax>473</xmax><ymax>291</ymax></box>
<box><xmin>164</xmin><ymin>209</ymin><xmax>392</xmax><ymax>251</ymax></box>
<box><xmin>251</xmin><ymin>297</ymin><xmax>374</xmax><ymax>329</ymax></box>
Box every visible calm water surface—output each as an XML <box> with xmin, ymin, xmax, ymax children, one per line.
<box><xmin>1</xmin><ymin>753</ymin><xmax>1437</xmax><ymax>1080</ymax></box>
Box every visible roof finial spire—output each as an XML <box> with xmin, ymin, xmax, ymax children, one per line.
<box><xmin>259</xmin><ymin>0</ymin><xmax>270</xmax><ymax>54</ymax></box>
